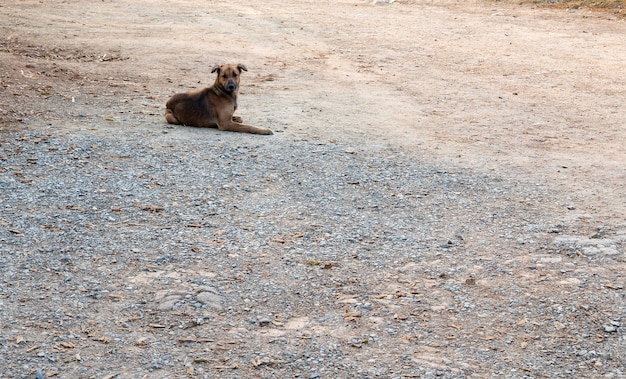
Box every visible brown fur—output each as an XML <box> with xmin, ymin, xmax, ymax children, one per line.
<box><xmin>164</xmin><ymin>64</ymin><xmax>272</xmax><ymax>135</ymax></box>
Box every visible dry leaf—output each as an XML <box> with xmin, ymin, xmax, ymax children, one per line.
<box><xmin>554</xmin><ymin>321</ymin><xmax>566</xmax><ymax>330</ymax></box>
<box><xmin>250</xmin><ymin>358</ymin><xmax>281</xmax><ymax>367</ymax></box>
<box><xmin>137</xmin><ymin>204</ymin><xmax>164</xmax><ymax>212</ymax></box>
<box><xmin>372</xmin><ymin>294</ymin><xmax>391</xmax><ymax>299</ymax></box>
<box><xmin>214</xmin><ymin>364</ymin><xmax>239</xmax><ymax>370</ymax></box>
<box><xmin>344</xmin><ymin>311</ymin><xmax>362</xmax><ymax>322</ymax></box>
<box><xmin>63</xmin><ymin>205</ymin><xmax>86</xmax><ymax>212</ymax></box>
<box><xmin>134</xmin><ymin>338</ymin><xmax>148</xmax><ymax>347</ymax></box>
<box><xmin>57</xmin><ymin>341</ymin><xmax>76</xmax><ymax>349</ymax></box>
<box><xmin>93</xmin><ymin>335</ymin><xmax>111</xmax><ymax>344</ymax></box>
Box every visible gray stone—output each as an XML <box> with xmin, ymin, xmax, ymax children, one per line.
<box><xmin>196</xmin><ymin>292</ymin><xmax>223</xmax><ymax>311</ymax></box>
<box><xmin>157</xmin><ymin>299</ymin><xmax>179</xmax><ymax>311</ymax></box>
<box><xmin>602</xmin><ymin>325</ymin><xmax>617</xmax><ymax>333</ymax></box>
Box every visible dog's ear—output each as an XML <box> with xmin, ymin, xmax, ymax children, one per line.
<box><xmin>211</xmin><ymin>65</ymin><xmax>221</xmax><ymax>74</ymax></box>
<box><xmin>237</xmin><ymin>64</ymin><xmax>248</xmax><ymax>73</ymax></box>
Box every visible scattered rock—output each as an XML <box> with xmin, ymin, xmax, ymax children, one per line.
<box><xmin>602</xmin><ymin>325</ymin><xmax>618</xmax><ymax>333</ymax></box>
<box><xmin>196</xmin><ymin>291</ymin><xmax>223</xmax><ymax>311</ymax></box>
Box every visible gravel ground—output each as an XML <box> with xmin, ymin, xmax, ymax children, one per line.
<box><xmin>1</xmin><ymin>0</ymin><xmax>625</xmax><ymax>378</ymax></box>
<box><xmin>1</xmin><ymin>109</ymin><xmax>625</xmax><ymax>378</ymax></box>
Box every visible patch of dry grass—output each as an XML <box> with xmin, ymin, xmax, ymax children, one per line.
<box><xmin>494</xmin><ymin>0</ymin><xmax>625</xmax><ymax>16</ymax></box>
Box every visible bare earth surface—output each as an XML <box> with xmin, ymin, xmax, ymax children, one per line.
<box><xmin>1</xmin><ymin>1</ymin><xmax>625</xmax><ymax>378</ymax></box>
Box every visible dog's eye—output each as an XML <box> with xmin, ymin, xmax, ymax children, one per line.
<box><xmin>232</xmin><ymin>73</ymin><xmax>237</xmax><ymax>78</ymax></box>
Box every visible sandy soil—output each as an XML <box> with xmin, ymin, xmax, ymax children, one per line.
<box><xmin>2</xmin><ymin>0</ymin><xmax>625</xmax><ymax>220</ymax></box>
<box><xmin>1</xmin><ymin>0</ymin><xmax>625</xmax><ymax>378</ymax></box>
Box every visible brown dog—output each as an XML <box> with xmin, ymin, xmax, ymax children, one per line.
<box><xmin>164</xmin><ymin>64</ymin><xmax>272</xmax><ymax>135</ymax></box>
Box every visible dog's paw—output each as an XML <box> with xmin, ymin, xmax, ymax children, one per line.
<box><xmin>262</xmin><ymin>129</ymin><xmax>273</xmax><ymax>135</ymax></box>
<box><xmin>231</xmin><ymin>116</ymin><xmax>243</xmax><ymax>123</ymax></box>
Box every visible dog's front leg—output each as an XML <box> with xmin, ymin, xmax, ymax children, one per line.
<box><xmin>218</xmin><ymin>115</ymin><xmax>273</xmax><ymax>135</ymax></box>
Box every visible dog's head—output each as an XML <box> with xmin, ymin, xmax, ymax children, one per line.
<box><xmin>211</xmin><ymin>64</ymin><xmax>247</xmax><ymax>93</ymax></box>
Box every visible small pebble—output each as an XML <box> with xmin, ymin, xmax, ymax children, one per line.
<box><xmin>602</xmin><ymin>325</ymin><xmax>617</xmax><ymax>333</ymax></box>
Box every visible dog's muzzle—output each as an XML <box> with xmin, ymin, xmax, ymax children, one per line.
<box><xmin>226</xmin><ymin>80</ymin><xmax>237</xmax><ymax>91</ymax></box>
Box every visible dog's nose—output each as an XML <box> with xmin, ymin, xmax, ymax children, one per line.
<box><xmin>227</xmin><ymin>81</ymin><xmax>237</xmax><ymax>91</ymax></box>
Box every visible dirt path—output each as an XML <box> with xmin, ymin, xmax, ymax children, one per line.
<box><xmin>3</xmin><ymin>0</ymin><xmax>625</xmax><ymax>220</ymax></box>
<box><xmin>1</xmin><ymin>1</ymin><xmax>625</xmax><ymax>378</ymax></box>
